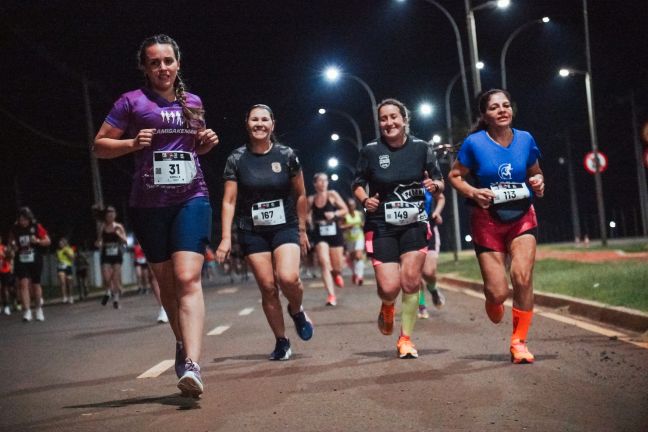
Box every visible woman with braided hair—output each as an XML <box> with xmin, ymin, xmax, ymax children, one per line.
<box><xmin>94</xmin><ymin>34</ymin><xmax>219</xmax><ymax>398</ymax></box>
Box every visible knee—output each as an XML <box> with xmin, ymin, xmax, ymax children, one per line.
<box><xmin>485</xmin><ymin>289</ymin><xmax>508</xmax><ymax>305</ymax></box>
<box><xmin>510</xmin><ymin>268</ymin><xmax>532</xmax><ymax>290</ymax></box>
<box><xmin>175</xmin><ymin>269</ymin><xmax>201</xmax><ymax>291</ymax></box>
<box><xmin>277</xmin><ymin>272</ymin><xmax>300</xmax><ymax>290</ymax></box>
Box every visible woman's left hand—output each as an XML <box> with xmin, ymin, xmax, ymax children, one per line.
<box><xmin>197</xmin><ymin>128</ymin><xmax>219</xmax><ymax>153</ymax></box>
<box><xmin>422</xmin><ymin>171</ymin><xmax>439</xmax><ymax>194</ymax></box>
<box><xmin>299</xmin><ymin>231</ymin><xmax>310</xmax><ymax>257</ymax></box>
<box><xmin>528</xmin><ymin>174</ymin><xmax>545</xmax><ymax>197</ymax></box>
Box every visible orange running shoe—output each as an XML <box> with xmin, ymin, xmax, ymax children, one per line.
<box><xmin>485</xmin><ymin>300</ymin><xmax>505</xmax><ymax>324</ymax></box>
<box><xmin>377</xmin><ymin>303</ymin><xmax>395</xmax><ymax>335</ymax></box>
<box><xmin>510</xmin><ymin>339</ymin><xmax>535</xmax><ymax>364</ymax></box>
<box><xmin>334</xmin><ymin>274</ymin><xmax>345</xmax><ymax>288</ymax></box>
<box><xmin>397</xmin><ymin>336</ymin><xmax>418</xmax><ymax>359</ymax></box>
<box><xmin>326</xmin><ymin>295</ymin><xmax>337</xmax><ymax>306</ymax></box>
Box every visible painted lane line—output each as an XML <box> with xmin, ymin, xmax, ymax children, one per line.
<box><xmin>442</xmin><ymin>285</ymin><xmax>648</xmax><ymax>350</ymax></box>
<box><xmin>137</xmin><ymin>360</ymin><xmax>174</xmax><ymax>379</ymax></box>
<box><xmin>207</xmin><ymin>325</ymin><xmax>231</xmax><ymax>336</ymax></box>
<box><xmin>238</xmin><ymin>307</ymin><xmax>254</xmax><ymax>316</ymax></box>
<box><xmin>217</xmin><ymin>287</ymin><xmax>239</xmax><ymax>294</ymax></box>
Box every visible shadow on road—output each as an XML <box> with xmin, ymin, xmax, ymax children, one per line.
<box><xmin>460</xmin><ymin>353</ymin><xmax>559</xmax><ymax>362</ymax></box>
<box><xmin>64</xmin><ymin>393</ymin><xmax>200</xmax><ymax>411</ymax></box>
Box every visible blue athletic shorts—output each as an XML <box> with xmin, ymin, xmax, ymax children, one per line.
<box><xmin>238</xmin><ymin>225</ymin><xmax>299</xmax><ymax>256</ymax></box>
<box><xmin>130</xmin><ymin>197</ymin><xmax>212</xmax><ymax>263</ymax></box>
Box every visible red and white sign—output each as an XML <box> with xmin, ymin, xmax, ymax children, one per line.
<box><xmin>643</xmin><ymin>148</ymin><xmax>648</xmax><ymax>169</ymax></box>
<box><xmin>583</xmin><ymin>151</ymin><xmax>608</xmax><ymax>174</ymax></box>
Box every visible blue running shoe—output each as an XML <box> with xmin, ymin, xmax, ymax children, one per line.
<box><xmin>175</xmin><ymin>341</ymin><xmax>185</xmax><ymax>378</ymax></box>
<box><xmin>269</xmin><ymin>337</ymin><xmax>292</xmax><ymax>361</ymax></box>
<box><xmin>177</xmin><ymin>359</ymin><xmax>203</xmax><ymax>398</ymax></box>
<box><xmin>288</xmin><ymin>305</ymin><xmax>314</xmax><ymax>341</ymax></box>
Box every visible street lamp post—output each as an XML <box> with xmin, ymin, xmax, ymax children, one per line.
<box><xmin>318</xmin><ymin>107</ymin><xmax>363</xmax><ymax>149</ymax></box>
<box><xmin>559</xmin><ymin>68</ymin><xmax>606</xmax><ymax>246</ymax></box>
<box><xmin>465</xmin><ymin>0</ymin><xmax>511</xmax><ymax>97</ymax></box>
<box><xmin>559</xmin><ymin>132</ymin><xmax>582</xmax><ymax>241</ymax></box>
<box><xmin>500</xmin><ymin>17</ymin><xmax>550</xmax><ymax>89</ymax></box>
<box><xmin>445</xmin><ymin>72</ymin><xmax>463</xmax><ymax>260</ymax></box>
<box><xmin>324</xmin><ymin>67</ymin><xmax>380</xmax><ymax>140</ymax></box>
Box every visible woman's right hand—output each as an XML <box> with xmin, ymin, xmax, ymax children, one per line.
<box><xmin>133</xmin><ymin>129</ymin><xmax>155</xmax><ymax>149</ymax></box>
<box><xmin>216</xmin><ymin>238</ymin><xmax>231</xmax><ymax>264</ymax></box>
<box><xmin>364</xmin><ymin>193</ymin><xmax>380</xmax><ymax>213</ymax></box>
<box><xmin>471</xmin><ymin>188</ymin><xmax>496</xmax><ymax>209</ymax></box>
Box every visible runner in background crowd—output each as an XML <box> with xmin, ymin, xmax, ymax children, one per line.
<box><xmin>417</xmin><ymin>189</ymin><xmax>446</xmax><ymax>319</ymax></box>
<box><xmin>95</xmin><ymin>206</ymin><xmax>127</xmax><ymax>309</ymax></box>
<box><xmin>56</xmin><ymin>237</ymin><xmax>75</xmax><ymax>304</ymax></box>
<box><xmin>341</xmin><ymin>197</ymin><xmax>365</xmax><ymax>286</ymax></box>
<box><xmin>0</xmin><ymin>235</ymin><xmax>15</xmax><ymax>315</ymax></box>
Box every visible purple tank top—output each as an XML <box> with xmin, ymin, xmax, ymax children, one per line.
<box><xmin>105</xmin><ymin>87</ymin><xmax>209</xmax><ymax>208</ymax></box>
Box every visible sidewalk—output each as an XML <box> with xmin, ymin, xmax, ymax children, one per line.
<box><xmin>438</xmin><ymin>274</ymin><xmax>648</xmax><ymax>334</ymax></box>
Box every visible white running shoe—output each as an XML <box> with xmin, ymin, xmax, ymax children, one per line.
<box><xmin>23</xmin><ymin>309</ymin><xmax>33</xmax><ymax>322</ymax></box>
<box><xmin>62</xmin><ymin>296</ymin><xmax>68</xmax><ymax>304</ymax></box>
<box><xmin>35</xmin><ymin>308</ymin><xmax>45</xmax><ymax>321</ymax></box>
<box><xmin>157</xmin><ymin>307</ymin><xmax>169</xmax><ymax>323</ymax></box>
<box><xmin>3</xmin><ymin>306</ymin><xmax>10</xmax><ymax>316</ymax></box>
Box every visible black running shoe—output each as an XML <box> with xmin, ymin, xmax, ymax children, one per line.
<box><xmin>101</xmin><ymin>294</ymin><xmax>110</xmax><ymax>306</ymax></box>
<box><xmin>288</xmin><ymin>305</ymin><xmax>314</xmax><ymax>341</ymax></box>
<box><xmin>269</xmin><ymin>337</ymin><xmax>292</xmax><ymax>361</ymax></box>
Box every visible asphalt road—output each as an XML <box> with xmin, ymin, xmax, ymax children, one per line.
<box><xmin>1</xmin><ymin>275</ymin><xmax>646</xmax><ymax>432</ymax></box>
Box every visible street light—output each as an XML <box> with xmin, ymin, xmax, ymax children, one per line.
<box><xmin>500</xmin><ymin>17</ymin><xmax>550</xmax><ymax>89</ymax></box>
<box><xmin>396</xmin><ymin>0</ymin><xmax>472</xmax><ymax>127</ymax></box>
<box><xmin>331</xmin><ymin>173</ymin><xmax>339</xmax><ymax>182</ymax></box>
<box><xmin>431</xmin><ymin>134</ymin><xmax>442</xmax><ymax>144</ymax></box>
<box><xmin>318</xmin><ymin>107</ymin><xmax>363</xmax><ymax>149</ymax></box>
<box><xmin>418</xmin><ymin>102</ymin><xmax>434</xmax><ymax>117</ymax></box>
<box><xmin>323</xmin><ymin>66</ymin><xmax>380</xmax><ymax>140</ymax></box>
<box><xmin>331</xmin><ymin>133</ymin><xmax>340</xmax><ymax>141</ymax></box>
<box><xmin>444</xmin><ymin>71</ymin><xmax>464</xmax><ymax>260</ymax></box>
<box><xmin>465</xmin><ymin>0</ymin><xmax>511</xmax><ymax>97</ymax></box>
<box><xmin>559</xmin><ymin>67</ymin><xmax>607</xmax><ymax>246</ymax></box>
<box><xmin>327</xmin><ymin>157</ymin><xmax>339</xmax><ymax>169</ymax></box>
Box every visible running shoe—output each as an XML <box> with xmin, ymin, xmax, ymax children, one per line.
<box><xmin>35</xmin><ymin>308</ymin><xmax>45</xmax><ymax>322</ymax></box>
<box><xmin>430</xmin><ymin>288</ymin><xmax>446</xmax><ymax>309</ymax></box>
<box><xmin>175</xmin><ymin>342</ymin><xmax>185</xmax><ymax>378</ymax></box>
<box><xmin>326</xmin><ymin>295</ymin><xmax>337</xmax><ymax>307</ymax></box>
<box><xmin>101</xmin><ymin>294</ymin><xmax>110</xmax><ymax>306</ymax></box>
<box><xmin>269</xmin><ymin>337</ymin><xmax>292</xmax><ymax>361</ymax></box>
<box><xmin>417</xmin><ymin>305</ymin><xmax>429</xmax><ymax>319</ymax></box>
<box><xmin>3</xmin><ymin>305</ymin><xmax>11</xmax><ymax>315</ymax></box>
<box><xmin>510</xmin><ymin>339</ymin><xmax>535</xmax><ymax>364</ymax></box>
<box><xmin>357</xmin><ymin>277</ymin><xmax>363</xmax><ymax>286</ymax></box>
<box><xmin>157</xmin><ymin>307</ymin><xmax>169</xmax><ymax>323</ymax></box>
<box><xmin>485</xmin><ymin>300</ymin><xmax>504</xmax><ymax>324</ymax></box>
<box><xmin>351</xmin><ymin>275</ymin><xmax>357</xmax><ymax>285</ymax></box>
<box><xmin>68</xmin><ymin>297</ymin><xmax>74</xmax><ymax>305</ymax></box>
<box><xmin>177</xmin><ymin>359</ymin><xmax>204</xmax><ymax>398</ymax></box>
<box><xmin>288</xmin><ymin>305</ymin><xmax>314</xmax><ymax>341</ymax></box>
<box><xmin>62</xmin><ymin>296</ymin><xmax>68</xmax><ymax>304</ymax></box>
<box><xmin>397</xmin><ymin>336</ymin><xmax>419</xmax><ymax>359</ymax></box>
<box><xmin>113</xmin><ymin>301</ymin><xmax>120</xmax><ymax>310</ymax></box>
<box><xmin>377</xmin><ymin>303</ymin><xmax>395</xmax><ymax>335</ymax></box>
<box><xmin>333</xmin><ymin>274</ymin><xmax>345</xmax><ymax>289</ymax></box>
<box><xmin>22</xmin><ymin>309</ymin><xmax>32</xmax><ymax>322</ymax></box>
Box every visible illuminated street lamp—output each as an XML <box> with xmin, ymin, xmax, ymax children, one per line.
<box><xmin>500</xmin><ymin>17</ymin><xmax>550</xmax><ymax>89</ymax></box>
<box><xmin>331</xmin><ymin>173</ymin><xmax>339</xmax><ymax>182</ymax></box>
<box><xmin>431</xmin><ymin>134</ymin><xmax>442</xmax><ymax>144</ymax></box>
<box><xmin>323</xmin><ymin>66</ymin><xmax>380</xmax><ymax>140</ymax></box>
<box><xmin>318</xmin><ymin>107</ymin><xmax>363</xmax><ymax>149</ymax></box>
<box><xmin>559</xmin><ymin>67</ymin><xmax>607</xmax><ymax>245</ymax></box>
<box><xmin>331</xmin><ymin>133</ymin><xmax>340</xmax><ymax>141</ymax></box>
<box><xmin>418</xmin><ymin>102</ymin><xmax>434</xmax><ymax>117</ymax></box>
<box><xmin>327</xmin><ymin>157</ymin><xmax>339</xmax><ymax>169</ymax></box>
<box><xmin>465</xmin><ymin>0</ymin><xmax>511</xmax><ymax>96</ymax></box>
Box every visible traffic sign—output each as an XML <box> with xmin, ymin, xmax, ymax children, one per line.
<box><xmin>583</xmin><ymin>151</ymin><xmax>608</xmax><ymax>174</ymax></box>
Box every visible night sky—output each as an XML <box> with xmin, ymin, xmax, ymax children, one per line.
<box><xmin>2</xmin><ymin>0</ymin><xmax>647</xmax><ymax>248</ymax></box>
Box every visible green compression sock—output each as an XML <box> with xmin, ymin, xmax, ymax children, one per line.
<box><xmin>401</xmin><ymin>292</ymin><xmax>419</xmax><ymax>337</ymax></box>
<box><xmin>426</xmin><ymin>281</ymin><xmax>437</xmax><ymax>294</ymax></box>
<box><xmin>418</xmin><ymin>288</ymin><xmax>426</xmax><ymax>307</ymax></box>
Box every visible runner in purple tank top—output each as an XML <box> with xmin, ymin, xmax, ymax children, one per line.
<box><xmin>94</xmin><ymin>34</ymin><xmax>219</xmax><ymax>398</ymax></box>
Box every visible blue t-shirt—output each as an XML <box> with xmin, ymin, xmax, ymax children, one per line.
<box><xmin>457</xmin><ymin>129</ymin><xmax>541</xmax><ymax>189</ymax></box>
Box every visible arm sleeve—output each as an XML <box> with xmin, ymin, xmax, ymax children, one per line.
<box><xmin>287</xmin><ymin>148</ymin><xmax>302</xmax><ymax>177</ymax></box>
<box><xmin>526</xmin><ymin>134</ymin><xmax>542</xmax><ymax>168</ymax></box>
<box><xmin>425</xmin><ymin>142</ymin><xmax>443</xmax><ymax>180</ymax></box>
<box><xmin>222</xmin><ymin>153</ymin><xmax>239</xmax><ymax>182</ymax></box>
<box><xmin>352</xmin><ymin>146</ymin><xmax>369</xmax><ymax>190</ymax></box>
<box><xmin>105</xmin><ymin>94</ymin><xmax>132</xmax><ymax>130</ymax></box>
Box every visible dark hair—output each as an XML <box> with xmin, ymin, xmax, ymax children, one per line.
<box><xmin>138</xmin><ymin>34</ymin><xmax>204</xmax><ymax>127</ymax></box>
<box><xmin>313</xmin><ymin>172</ymin><xmax>328</xmax><ymax>183</ymax></box>
<box><xmin>377</xmin><ymin>98</ymin><xmax>410</xmax><ymax>135</ymax></box>
<box><xmin>245</xmin><ymin>104</ymin><xmax>277</xmax><ymax>143</ymax></box>
<box><xmin>470</xmin><ymin>89</ymin><xmax>513</xmax><ymax>133</ymax></box>
<box><xmin>91</xmin><ymin>205</ymin><xmax>116</xmax><ymax>222</ymax></box>
<box><xmin>17</xmin><ymin>206</ymin><xmax>35</xmax><ymax>224</ymax></box>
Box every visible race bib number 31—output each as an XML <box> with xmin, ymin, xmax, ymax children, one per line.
<box><xmin>252</xmin><ymin>199</ymin><xmax>286</xmax><ymax>226</ymax></box>
<box><xmin>153</xmin><ymin>151</ymin><xmax>197</xmax><ymax>185</ymax></box>
<box><xmin>490</xmin><ymin>182</ymin><xmax>530</xmax><ymax>204</ymax></box>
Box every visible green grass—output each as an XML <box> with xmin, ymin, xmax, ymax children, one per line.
<box><xmin>542</xmin><ymin>241</ymin><xmax>648</xmax><ymax>253</ymax></box>
<box><xmin>438</xmin><ymin>253</ymin><xmax>648</xmax><ymax>312</ymax></box>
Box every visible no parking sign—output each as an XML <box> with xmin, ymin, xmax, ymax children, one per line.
<box><xmin>583</xmin><ymin>151</ymin><xmax>608</xmax><ymax>174</ymax></box>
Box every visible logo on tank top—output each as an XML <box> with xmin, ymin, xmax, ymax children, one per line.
<box><xmin>160</xmin><ymin>110</ymin><xmax>184</xmax><ymax>125</ymax></box>
<box><xmin>379</xmin><ymin>154</ymin><xmax>390</xmax><ymax>169</ymax></box>
<box><xmin>498</xmin><ymin>163</ymin><xmax>513</xmax><ymax>180</ymax></box>
<box><xmin>271</xmin><ymin>162</ymin><xmax>282</xmax><ymax>173</ymax></box>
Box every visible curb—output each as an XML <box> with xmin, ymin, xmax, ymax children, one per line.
<box><xmin>438</xmin><ymin>275</ymin><xmax>648</xmax><ymax>333</ymax></box>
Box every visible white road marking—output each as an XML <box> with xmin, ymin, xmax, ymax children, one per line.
<box><xmin>239</xmin><ymin>307</ymin><xmax>254</xmax><ymax>316</ymax></box>
<box><xmin>442</xmin><ymin>285</ymin><xmax>648</xmax><ymax>349</ymax></box>
<box><xmin>207</xmin><ymin>325</ymin><xmax>231</xmax><ymax>336</ymax></box>
<box><xmin>217</xmin><ymin>287</ymin><xmax>239</xmax><ymax>294</ymax></box>
<box><xmin>137</xmin><ymin>360</ymin><xmax>175</xmax><ymax>379</ymax></box>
